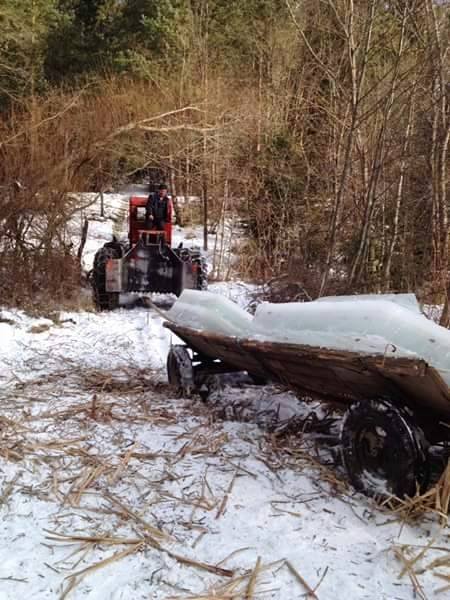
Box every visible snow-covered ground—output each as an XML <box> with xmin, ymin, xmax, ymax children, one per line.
<box><xmin>1</xmin><ymin>193</ymin><xmax>449</xmax><ymax>599</ymax></box>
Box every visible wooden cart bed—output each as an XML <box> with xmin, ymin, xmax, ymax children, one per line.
<box><xmin>164</xmin><ymin>322</ymin><xmax>450</xmax><ymax>420</ymax></box>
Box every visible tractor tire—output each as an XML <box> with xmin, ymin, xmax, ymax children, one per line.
<box><xmin>92</xmin><ymin>246</ymin><xmax>120</xmax><ymax>311</ymax></box>
<box><xmin>341</xmin><ymin>398</ymin><xmax>429</xmax><ymax>499</ymax></box>
<box><xmin>167</xmin><ymin>345</ymin><xmax>194</xmax><ymax>396</ymax></box>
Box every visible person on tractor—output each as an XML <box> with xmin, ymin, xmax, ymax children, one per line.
<box><xmin>146</xmin><ymin>183</ymin><xmax>170</xmax><ymax>231</ymax></box>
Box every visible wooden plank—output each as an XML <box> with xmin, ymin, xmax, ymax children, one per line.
<box><xmin>165</xmin><ymin>322</ymin><xmax>427</xmax><ymax>376</ymax></box>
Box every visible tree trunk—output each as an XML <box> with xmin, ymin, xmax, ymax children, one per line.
<box><xmin>202</xmin><ymin>133</ymin><xmax>208</xmax><ymax>251</ymax></box>
<box><xmin>383</xmin><ymin>95</ymin><xmax>415</xmax><ymax>291</ymax></box>
<box><xmin>319</xmin><ymin>0</ymin><xmax>376</xmax><ymax>295</ymax></box>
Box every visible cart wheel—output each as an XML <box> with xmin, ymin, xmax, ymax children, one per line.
<box><xmin>167</xmin><ymin>345</ymin><xmax>194</xmax><ymax>395</ymax></box>
<box><xmin>341</xmin><ymin>399</ymin><xmax>429</xmax><ymax>498</ymax></box>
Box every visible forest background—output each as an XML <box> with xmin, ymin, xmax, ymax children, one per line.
<box><xmin>0</xmin><ymin>0</ymin><xmax>449</xmax><ymax>316</ymax></box>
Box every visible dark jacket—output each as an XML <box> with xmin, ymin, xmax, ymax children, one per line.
<box><xmin>146</xmin><ymin>193</ymin><xmax>169</xmax><ymax>228</ymax></box>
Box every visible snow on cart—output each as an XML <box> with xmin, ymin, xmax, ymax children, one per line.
<box><xmin>164</xmin><ymin>291</ymin><xmax>450</xmax><ymax>499</ymax></box>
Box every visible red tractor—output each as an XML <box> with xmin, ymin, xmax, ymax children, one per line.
<box><xmin>92</xmin><ymin>195</ymin><xmax>207</xmax><ymax>310</ymax></box>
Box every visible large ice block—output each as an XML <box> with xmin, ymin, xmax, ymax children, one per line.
<box><xmin>316</xmin><ymin>293</ymin><xmax>422</xmax><ymax>314</ymax></box>
<box><xmin>167</xmin><ymin>290</ymin><xmax>450</xmax><ymax>386</ymax></box>
<box><xmin>253</xmin><ymin>299</ymin><xmax>450</xmax><ymax>383</ymax></box>
<box><xmin>167</xmin><ymin>289</ymin><xmax>253</xmax><ymax>337</ymax></box>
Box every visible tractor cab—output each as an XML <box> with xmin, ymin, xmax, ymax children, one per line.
<box><xmin>128</xmin><ymin>195</ymin><xmax>173</xmax><ymax>246</ymax></box>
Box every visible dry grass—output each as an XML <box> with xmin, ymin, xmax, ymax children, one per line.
<box><xmin>0</xmin><ymin>369</ymin><xmax>266</xmax><ymax>597</ymax></box>
<box><xmin>393</xmin><ymin>540</ymin><xmax>450</xmax><ymax>600</ymax></box>
<box><xmin>0</xmin><ymin>365</ymin><xmax>340</xmax><ymax>599</ymax></box>
<box><xmin>1</xmin><ymin>367</ymin><xmax>449</xmax><ymax>599</ymax></box>
<box><xmin>380</xmin><ymin>461</ymin><xmax>450</xmax><ymax>524</ymax></box>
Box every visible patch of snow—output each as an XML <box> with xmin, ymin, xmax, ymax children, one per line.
<box><xmin>0</xmin><ymin>308</ymin><xmax>171</xmax><ymax>387</ymax></box>
<box><xmin>209</xmin><ymin>281</ymin><xmax>262</xmax><ymax>311</ymax></box>
<box><xmin>423</xmin><ymin>303</ymin><xmax>444</xmax><ymax>323</ymax></box>
<box><xmin>361</xmin><ymin>470</ymin><xmax>392</xmax><ymax>497</ymax></box>
<box><xmin>0</xmin><ymin>303</ymin><xmax>448</xmax><ymax>599</ymax></box>
<box><xmin>68</xmin><ymin>192</ymin><xmax>129</xmax><ymax>271</ymax></box>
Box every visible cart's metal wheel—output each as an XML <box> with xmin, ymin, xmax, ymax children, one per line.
<box><xmin>167</xmin><ymin>345</ymin><xmax>194</xmax><ymax>395</ymax></box>
<box><xmin>341</xmin><ymin>399</ymin><xmax>429</xmax><ymax>499</ymax></box>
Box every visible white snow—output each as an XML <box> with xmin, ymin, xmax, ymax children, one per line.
<box><xmin>1</xmin><ymin>305</ymin><xmax>449</xmax><ymax>599</ymax></box>
<box><xmin>0</xmin><ymin>193</ymin><xmax>449</xmax><ymax>600</ymax></box>
<box><xmin>0</xmin><ymin>308</ymin><xmax>171</xmax><ymax>388</ymax></box>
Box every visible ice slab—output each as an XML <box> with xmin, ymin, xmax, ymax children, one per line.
<box><xmin>316</xmin><ymin>293</ymin><xmax>422</xmax><ymax>314</ymax></box>
<box><xmin>253</xmin><ymin>299</ymin><xmax>450</xmax><ymax>378</ymax></box>
<box><xmin>167</xmin><ymin>290</ymin><xmax>450</xmax><ymax>386</ymax></box>
<box><xmin>167</xmin><ymin>289</ymin><xmax>253</xmax><ymax>337</ymax></box>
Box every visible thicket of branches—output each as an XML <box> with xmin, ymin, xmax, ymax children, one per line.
<box><xmin>0</xmin><ymin>0</ymin><xmax>449</xmax><ymax>310</ymax></box>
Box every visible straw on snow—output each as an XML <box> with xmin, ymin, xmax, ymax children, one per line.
<box><xmin>381</xmin><ymin>460</ymin><xmax>450</xmax><ymax>523</ymax></box>
<box><xmin>1</xmin><ymin>361</ymin><xmax>449</xmax><ymax>600</ymax></box>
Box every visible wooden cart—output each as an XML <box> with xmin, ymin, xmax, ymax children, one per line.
<box><xmin>164</xmin><ymin>321</ymin><xmax>450</xmax><ymax>498</ymax></box>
